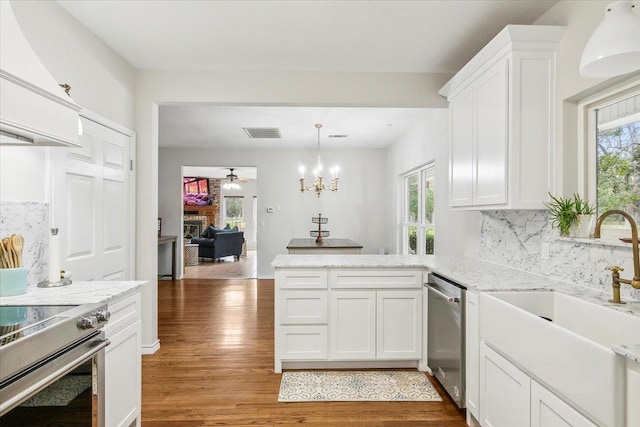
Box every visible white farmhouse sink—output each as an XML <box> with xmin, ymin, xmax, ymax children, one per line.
<box><xmin>480</xmin><ymin>290</ymin><xmax>640</xmax><ymax>426</ymax></box>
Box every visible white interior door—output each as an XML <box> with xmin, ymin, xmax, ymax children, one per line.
<box><xmin>53</xmin><ymin>116</ymin><xmax>132</xmax><ymax>280</ymax></box>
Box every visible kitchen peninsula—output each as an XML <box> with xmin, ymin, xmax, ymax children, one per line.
<box><xmin>0</xmin><ymin>281</ymin><xmax>144</xmax><ymax>427</ymax></box>
<box><xmin>272</xmin><ymin>254</ymin><xmax>640</xmax><ymax>427</ymax></box>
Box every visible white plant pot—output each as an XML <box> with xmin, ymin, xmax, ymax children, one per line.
<box><xmin>569</xmin><ymin>214</ymin><xmax>595</xmax><ymax>238</ymax></box>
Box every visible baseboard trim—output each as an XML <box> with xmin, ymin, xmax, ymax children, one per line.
<box><xmin>141</xmin><ymin>339</ymin><xmax>160</xmax><ymax>355</ymax></box>
<box><xmin>281</xmin><ymin>360</ymin><xmax>421</xmax><ymax>371</ymax></box>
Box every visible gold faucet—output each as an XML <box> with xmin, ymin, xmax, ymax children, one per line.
<box><xmin>594</xmin><ymin>210</ymin><xmax>640</xmax><ymax>304</ymax></box>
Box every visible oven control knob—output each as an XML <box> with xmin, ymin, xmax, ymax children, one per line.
<box><xmin>96</xmin><ymin>310</ymin><xmax>111</xmax><ymax>322</ymax></box>
<box><xmin>78</xmin><ymin>315</ymin><xmax>98</xmax><ymax>329</ymax></box>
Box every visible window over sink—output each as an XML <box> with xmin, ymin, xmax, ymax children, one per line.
<box><xmin>580</xmin><ymin>81</ymin><xmax>640</xmax><ymax>239</ymax></box>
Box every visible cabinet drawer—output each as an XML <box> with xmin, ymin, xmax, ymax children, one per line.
<box><xmin>278</xmin><ymin>325</ymin><xmax>328</xmax><ymax>360</ymax></box>
<box><xmin>278</xmin><ymin>290</ymin><xmax>327</xmax><ymax>324</ymax></box>
<box><xmin>105</xmin><ymin>293</ymin><xmax>141</xmax><ymax>336</ymax></box>
<box><xmin>276</xmin><ymin>269</ymin><xmax>328</xmax><ymax>289</ymax></box>
<box><xmin>329</xmin><ymin>269</ymin><xmax>422</xmax><ymax>289</ymax></box>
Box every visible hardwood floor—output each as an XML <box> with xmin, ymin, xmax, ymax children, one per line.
<box><xmin>142</xmin><ymin>279</ymin><xmax>467</xmax><ymax>426</ymax></box>
<box><xmin>183</xmin><ymin>250</ymin><xmax>257</xmax><ymax>279</ymax></box>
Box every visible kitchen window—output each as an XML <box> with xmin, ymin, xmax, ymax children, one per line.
<box><xmin>402</xmin><ymin>164</ymin><xmax>435</xmax><ymax>255</ymax></box>
<box><xmin>580</xmin><ymin>83</ymin><xmax>640</xmax><ymax>239</ymax></box>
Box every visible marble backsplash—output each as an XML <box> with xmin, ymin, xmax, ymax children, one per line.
<box><xmin>0</xmin><ymin>201</ymin><xmax>48</xmax><ymax>288</ymax></box>
<box><xmin>480</xmin><ymin>210</ymin><xmax>640</xmax><ymax>301</ymax></box>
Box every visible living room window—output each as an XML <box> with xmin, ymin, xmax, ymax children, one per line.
<box><xmin>223</xmin><ymin>196</ymin><xmax>244</xmax><ymax>228</ymax></box>
<box><xmin>402</xmin><ymin>164</ymin><xmax>435</xmax><ymax>255</ymax></box>
<box><xmin>580</xmin><ymin>83</ymin><xmax>640</xmax><ymax>239</ymax></box>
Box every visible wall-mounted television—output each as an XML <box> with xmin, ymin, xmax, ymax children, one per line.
<box><xmin>183</xmin><ymin>177</ymin><xmax>211</xmax><ymax>206</ymax></box>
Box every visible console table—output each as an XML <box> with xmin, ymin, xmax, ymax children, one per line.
<box><xmin>286</xmin><ymin>238</ymin><xmax>363</xmax><ymax>254</ymax></box>
<box><xmin>158</xmin><ymin>235</ymin><xmax>177</xmax><ymax>280</ymax></box>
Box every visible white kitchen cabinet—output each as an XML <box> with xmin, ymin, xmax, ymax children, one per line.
<box><xmin>278</xmin><ymin>325</ymin><xmax>328</xmax><ymax>361</ymax></box>
<box><xmin>329</xmin><ymin>289</ymin><xmax>422</xmax><ymax>361</ymax></box>
<box><xmin>449</xmin><ymin>85</ymin><xmax>474</xmax><ymax>207</ymax></box>
<box><xmin>441</xmin><ymin>25</ymin><xmax>565</xmax><ymax>210</ymax></box>
<box><xmin>104</xmin><ymin>292</ymin><xmax>141</xmax><ymax>427</ymax></box>
<box><xmin>274</xmin><ymin>267</ymin><xmax>424</xmax><ymax>371</ymax></box>
<box><xmin>376</xmin><ymin>290</ymin><xmax>422</xmax><ymax>359</ymax></box>
<box><xmin>274</xmin><ymin>270</ymin><xmax>328</xmax><ymax>373</ymax></box>
<box><xmin>465</xmin><ymin>291</ymin><xmax>480</xmax><ymax>422</ymax></box>
<box><xmin>473</xmin><ymin>60</ymin><xmax>508</xmax><ymax>206</ymax></box>
<box><xmin>531</xmin><ymin>380</ymin><xmax>596</xmax><ymax>427</ymax></box>
<box><xmin>479</xmin><ymin>342</ymin><xmax>530</xmax><ymax>427</ymax></box>
<box><xmin>329</xmin><ymin>290</ymin><xmax>377</xmax><ymax>360</ymax></box>
<box><xmin>625</xmin><ymin>359</ymin><xmax>640</xmax><ymax>427</ymax></box>
<box><xmin>480</xmin><ymin>342</ymin><xmax>596</xmax><ymax>427</ymax></box>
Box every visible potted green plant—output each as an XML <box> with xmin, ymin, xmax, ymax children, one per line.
<box><xmin>545</xmin><ymin>193</ymin><xmax>576</xmax><ymax>236</ymax></box>
<box><xmin>571</xmin><ymin>193</ymin><xmax>596</xmax><ymax>238</ymax></box>
<box><xmin>545</xmin><ymin>193</ymin><xmax>596</xmax><ymax>238</ymax></box>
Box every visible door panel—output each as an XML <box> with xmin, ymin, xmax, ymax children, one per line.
<box><xmin>54</xmin><ymin>116</ymin><xmax>132</xmax><ymax>281</ymax></box>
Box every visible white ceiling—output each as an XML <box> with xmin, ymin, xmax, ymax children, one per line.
<box><xmin>160</xmin><ymin>105</ymin><xmax>430</xmax><ymax>148</ymax></box>
<box><xmin>183</xmin><ymin>166</ymin><xmax>257</xmax><ymax>180</ymax></box>
<box><xmin>58</xmin><ymin>0</ymin><xmax>557</xmax><ymax>73</ymax></box>
<box><xmin>57</xmin><ymin>0</ymin><xmax>559</xmax><ymax>149</ymax></box>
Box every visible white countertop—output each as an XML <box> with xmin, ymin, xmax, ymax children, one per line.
<box><xmin>272</xmin><ymin>253</ymin><xmax>640</xmax><ymax>360</ymax></box>
<box><xmin>0</xmin><ymin>280</ymin><xmax>145</xmax><ymax>306</ymax></box>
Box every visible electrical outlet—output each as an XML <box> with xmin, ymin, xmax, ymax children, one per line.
<box><xmin>486</xmin><ymin>235</ymin><xmax>492</xmax><ymax>249</ymax></box>
<box><xmin>541</xmin><ymin>242</ymin><xmax>550</xmax><ymax>260</ymax></box>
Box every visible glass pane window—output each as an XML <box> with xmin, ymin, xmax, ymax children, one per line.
<box><xmin>424</xmin><ymin>174</ymin><xmax>435</xmax><ymax>225</ymax></box>
<box><xmin>595</xmin><ymin>94</ymin><xmax>640</xmax><ymax>234</ymax></box>
<box><xmin>407</xmin><ymin>174</ymin><xmax>419</xmax><ymax>223</ymax></box>
<box><xmin>425</xmin><ymin>228</ymin><xmax>435</xmax><ymax>255</ymax></box>
<box><xmin>407</xmin><ymin>226</ymin><xmax>417</xmax><ymax>255</ymax></box>
<box><xmin>224</xmin><ymin>196</ymin><xmax>244</xmax><ymax>220</ymax></box>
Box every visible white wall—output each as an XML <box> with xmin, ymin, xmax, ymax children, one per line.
<box><xmin>533</xmin><ymin>0</ymin><xmax>640</xmax><ymax>196</ymax></box>
<box><xmin>1</xmin><ymin>1</ymin><xmax>136</xmax><ymax>202</ymax></box>
<box><xmin>139</xmin><ymin>70</ymin><xmax>450</xmax><ymax>347</ymax></box>
<box><xmin>2</xmin><ymin>1</ymin><xmax>136</xmax><ymax>205</ymax></box>
<box><xmin>10</xmin><ymin>0</ymin><xmax>137</xmax><ymax>129</ymax></box>
<box><xmin>159</xmin><ymin>147</ymin><xmax>389</xmax><ymax>278</ymax></box>
<box><xmin>0</xmin><ymin>146</ymin><xmax>49</xmax><ymax>201</ymax></box>
<box><xmin>386</xmin><ymin>109</ymin><xmax>481</xmax><ymax>257</ymax></box>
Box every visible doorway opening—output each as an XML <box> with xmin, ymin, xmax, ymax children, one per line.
<box><xmin>181</xmin><ymin>165</ymin><xmax>257</xmax><ymax>279</ymax></box>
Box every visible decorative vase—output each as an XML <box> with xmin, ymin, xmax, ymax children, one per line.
<box><xmin>569</xmin><ymin>214</ymin><xmax>595</xmax><ymax>238</ymax></box>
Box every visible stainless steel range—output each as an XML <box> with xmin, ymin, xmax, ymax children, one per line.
<box><xmin>0</xmin><ymin>303</ymin><xmax>110</xmax><ymax>425</ymax></box>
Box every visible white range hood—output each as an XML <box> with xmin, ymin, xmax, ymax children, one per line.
<box><xmin>0</xmin><ymin>1</ymin><xmax>81</xmax><ymax>147</ymax></box>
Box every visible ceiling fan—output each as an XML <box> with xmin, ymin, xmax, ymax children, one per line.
<box><xmin>223</xmin><ymin>168</ymin><xmax>246</xmax><ymax>189</ymax></box>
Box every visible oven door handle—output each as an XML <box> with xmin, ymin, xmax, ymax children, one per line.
<box><xmin>427</xmin><ymin>284</ymin><xmax>460</xmax><ymax>303</ymax></box>
<box><xmin>0</xmin><ymin>338</ymin><xmax>110</xmax><ymax>416</ymax></box>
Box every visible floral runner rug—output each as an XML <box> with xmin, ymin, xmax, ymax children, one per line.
<box><xmin>20</xmin><ymin>375</ymin><xmax>91</xmax><ymax>407</ymax></box>
<box><xmin>278</xmin><ymin>370</ymin><xmax>442</xmax><ymax>402</ymax></box>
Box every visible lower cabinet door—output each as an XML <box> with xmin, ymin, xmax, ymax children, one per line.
<box><xmin>376</xmin><ymin>290</ymin><xmax>421</xmax><ymax>359</ymax></box>
<box><xmin>480</xmin><ymin>342</ymin><xmax>531</xmax><ymax>427</ymax></box>
<box><xmin>278</xmin><ymin>325</ymin><xmax>328</xmax><ymax>360</ymax></box>
<box><xmin>531</xmin><ymin>380</ymin><xmax>596</xmax><ymax>427</ymax></box>
<box><xmin>105</xmin><ymin>320</ymin><xmax>141</xmax><ymax>427</ymax></box>
<box><xmin>329</xmin><ymin>290</ymin><xmax>376</xmax><ymax>360</ymax></box>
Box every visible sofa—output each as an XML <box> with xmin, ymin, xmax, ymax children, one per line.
<box><xmin>191</xmin><ymin>225</ymin><xmax>244</xmax><ymax>261</ymax></box>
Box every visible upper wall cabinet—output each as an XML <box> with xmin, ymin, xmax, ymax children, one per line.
<box><xmin>0</xmin><ymin>2</ymin><xmax>81</xmax><ymax>147</ymax></box>
<box><xmin>440</xmin><ymin>25</ymin><xmax>565</xmax><ymax>210</ymax></box>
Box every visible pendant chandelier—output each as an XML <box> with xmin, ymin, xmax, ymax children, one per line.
<box><xmin>298</xmin><ymin>124</ymin><xmax>339</xmax><ymax>197</ymax></box>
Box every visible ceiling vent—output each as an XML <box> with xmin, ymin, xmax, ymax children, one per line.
<box><xmin>328</xmin><ymin>135</ymin><xmax>348</xmax><ymax>139</ymax></box>
<box><xmin>243</xmin><ymin>127</ymin><xmax>281</xmax><ymax>138</ymax></box>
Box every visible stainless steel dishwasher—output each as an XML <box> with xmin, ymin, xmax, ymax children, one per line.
<box><xmin>427</xmin><ymin>273</ymin><xmax>465</xmax><ymax>408</ymax></box>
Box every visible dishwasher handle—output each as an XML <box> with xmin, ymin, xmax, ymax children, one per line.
<box><xmin>426</xmin><ymin>283</ymin><xmax>460</xmax><ymax>303</ymax></box>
